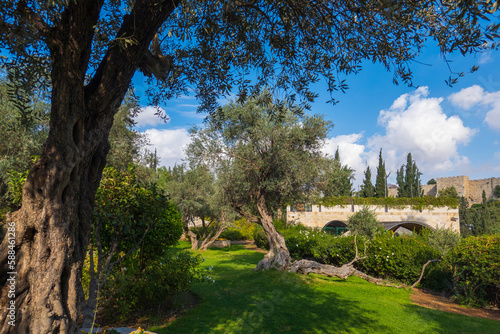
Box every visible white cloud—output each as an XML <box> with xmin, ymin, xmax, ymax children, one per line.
<box><xmin>143</xmin><ymin>128</ymin><xmax>191</xmax><ymax>167</ymax></box>
<box><xmin>483</xmin><ymin>92</ymin><xmax>500</xmax><ymax>130</ymax></box>
<box><xmin>371</xmin><ymin>87</ymin><xmax>475</xmax><ymax>174</ymax></box>
<box><xmin>448</xmin><ymin>85</ymin><xmax>500</xmax><ymax>130</ymax></box>
<box><xmin>135</xmin><ymin>106</ymin><xmax>170</xmax><ymax>127</ymax></box>
<box><xmin>323</xmin><ymin>133</ymin><xmax>367</xmax><ymax>182</ymax></box>
<box><xmin>479</xmin><ymin>51</ymin><xmax>493</xmax><ymax>64</ymax></box>
<box><xmin>448</xmin><ymin>85</ymin><xmax>485</xmax><ymax>110</ymax></box>
<box><xmin>325</xmin><ymin>87</ymin><xmax>476</xmax><ymax>187</ymax></box>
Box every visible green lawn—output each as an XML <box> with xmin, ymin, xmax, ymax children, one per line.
<box><xmin>150</xmin><ymin>242</ymin><xmax>499</xmax><ymax>334</ymax></box>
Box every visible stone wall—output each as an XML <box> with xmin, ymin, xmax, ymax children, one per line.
<box><xmin>287</xmin><ymin>205</ymin><xmax>460</xmax><ymax>232</ymax></box>
<box><xmin>390</xmin><ymin>175</ymin><xmax>499</xmax><ymax>206</ymax></box>
<box><xmin>421</xmin><ymin>184</ymin><xmax>437</xmax><ymax>197</ymax></box>
<box><xmin>468</xmin><ymin>177</ymin><xmax>500</xmax><ymax>204</ymax></box>
<box><xmin>436</xmin><ymin>176</ymin><xmax>469</xmax><ymax>197</ymax></box>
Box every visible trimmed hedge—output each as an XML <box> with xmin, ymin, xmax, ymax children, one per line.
<box><xmin>319</xmin><ymin>196</ymin><xmax>459</xmax><ymax>210</ymax></box>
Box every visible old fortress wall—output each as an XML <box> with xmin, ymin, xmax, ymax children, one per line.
<box><xmin>422</xmin><ymin>176</ymin><xmax>500</xmax><ymax>205</ymax></box>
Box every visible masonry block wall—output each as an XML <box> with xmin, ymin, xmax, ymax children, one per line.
<box><xmin>401</xmin><ymin>175</ymin><xmax>499</xmax><ymax>206</ymax></box>
<box><xmin>287</xmin><ymin>205</ymin><xmax>460</xmax><ymax>233</ymax></box>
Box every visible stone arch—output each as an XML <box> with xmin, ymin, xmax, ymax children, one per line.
<box><xmin>383</xmin><ymin>221</ymin><xmax>435</xmax><ymax>234</ymax></box>
<box><xmin>323</xmin><ymin>220</ymin><xmax>348</xmax><ymax>236</ymax></box>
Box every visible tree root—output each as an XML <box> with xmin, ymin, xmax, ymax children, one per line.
<box><xmin>289</xmin><ymin>259</ymin><xmax>405</xmax><ymax>288</ymax></box>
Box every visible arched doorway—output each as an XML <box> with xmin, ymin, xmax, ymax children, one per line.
<box><xmin>383</xmin><ymin>221</ymin><xmax>434</xmax><ymax>235</ymax></box>
<box><xmin>323</xmin><ymin>220</ymin><xmax>348</xmax><ymax>236</ymax></box>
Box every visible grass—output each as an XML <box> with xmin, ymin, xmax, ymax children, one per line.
<box><xmin>149</xmin><ymin>242</ymin><xmax>499</xmax><ymax>334</ymax></box>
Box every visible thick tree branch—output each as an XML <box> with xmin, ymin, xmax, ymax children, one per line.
<box><xmin>411</xmin><ymin>259</ymin><xmax>441</xmax><ymax>288</ymax></box>
<box><xmin>230</xmin><ymin>202</ymin><xmax>260</xmax><ymax>224</ymax></box>
<box><xmin>16</xmin><ymin>0</ymin><xmax>53</xmax><ymax>40</ymax></box>
<box><xmin>85</xmin><ymin>0</ymin><xmax>181</xmax><ymax>116</ymax></box>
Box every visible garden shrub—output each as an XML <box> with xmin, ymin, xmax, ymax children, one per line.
<box><xmin>281</xmin><ymin>225</ymin><xmax>442</xmax><ymax>285</ymax></box>
<box><xmin>221</xmin><ymin>218</ymin><xmax>258</xmax><ymax>240</ymax></box>
<box><xmin>253</xmin><ymin>229</ymin><xmax>269</xmax><ymax>250</ymax></box>
<box><xmin>357</xmin><ymin>234</ymin><xmax>441</xmax><ymax>285</ymax></box>
<box><xmin>281</xmin><ymin>224</ymin><xmax>365</xmax><ymax>265</ymax></box>
<box><xmin>346</xmin><ymin>206</ymin><xmax>383</xmax><ymax>238</ymax></box>
<box><xmin>100</xmin><ymin>250</ymin><xmax>206</xmax><ymax>323</ymax></box>
<box><xmin>220</xmin><ymin>228</ymin><xmax>245</xmax><ymax>240</ymax></box>
<box><xmin>445</xmin><ymin>235</ymin><xmax>500</xmax><ymax>307</ymax></box>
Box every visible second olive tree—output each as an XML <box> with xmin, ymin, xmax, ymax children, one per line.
<box><xmin>187</xmin><ymin>92</ymin><xmax>332</xmax><ymax>270</ymax></box>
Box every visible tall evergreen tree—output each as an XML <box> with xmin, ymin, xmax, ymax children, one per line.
<box><xmin>360</xmin><ymin>166</ymin><xmax>375</xmax><ymax>198</ymax></box>
<box><xmin>374</xmin><ymin>149</ymin><xmax>387</xmax><ymax>198</ymax></box>
<box><xmin>397</xmin><ymin>153</ymin><xmax>422</xmax><ymax>197</ymax></box>
<box><xmin>324</xmin><ymin>148</ymin><xmax>355</xmax><ymax>197</ymax></box>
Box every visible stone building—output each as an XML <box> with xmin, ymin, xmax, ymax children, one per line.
<box><xmin>421</xmin><ymin>176</ymin><xmax>500</xmax><ymax>206</ymax></box>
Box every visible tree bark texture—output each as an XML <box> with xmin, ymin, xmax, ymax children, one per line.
<box><xmin>198</xmin><ymin>221</ymin><xmax>227</xmax><ymax>251</ymax></box>
<box><xmin>0</xmin><ymin>1</ymin><xmax>178</xmax><ymax>332</ymax></box>
<box><xmin>254</xmin><ymin>193</ymin><xmax>291</xmax><ymax>271</ymax></box>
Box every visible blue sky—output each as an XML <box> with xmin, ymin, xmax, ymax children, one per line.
<box><xmin>132</xmin><ymin>46</ymin><xmax>500</xmax><ymax>188</ymax></box>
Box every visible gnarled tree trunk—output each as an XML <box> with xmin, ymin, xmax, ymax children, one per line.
<box><xmin>254</xmin><ymin>194</ymin><xmax>291</xmax><ymax>271</ymax></box>
<box><xmin>0</xmin><ymin>1</ymin><xmax>177</xmax><ymax>332</ymax></box>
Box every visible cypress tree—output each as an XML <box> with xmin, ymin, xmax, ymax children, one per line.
<box><xmin>397</xmin><ymin>152</ymin><xmax>422</xmax><ymax>197</ymax></box>
<box><xmin>360</xmin><ymin>166</ymin><xmax>375</xmax><ymax>197</ymax></box>
<box><xmin>325</xmin><ymin>147</ymin><xmax>354</xmax><ymax>197</ymax></box>
<box><xmin>374</xmin><ymin>149</ymin><xmax>387</xmax><ymax>198</ymax></box>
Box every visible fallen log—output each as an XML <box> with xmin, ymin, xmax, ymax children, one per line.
<box><xmin>289</xmin><ymin>259</ymin><xmax>405</xmax><ymax>288</ymax></box>
<box><xmin>288</xmin><ymin>236</ymin><xmax>404</xmax><ymax>288</ymax></box>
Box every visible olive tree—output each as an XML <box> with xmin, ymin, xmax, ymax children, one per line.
<box><xmin>186</xmin><ymin>92</ymin><xmax>332</xmax><ymax>270</ymax></box>
<box><xmin>1</xmin><ymin>0</ymin><xmax>499</xmax><ymax>331</ymax></box>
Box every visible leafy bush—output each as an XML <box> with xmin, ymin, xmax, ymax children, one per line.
<box><xmin>253</xmin><ymin>229</ymin><xmax>269</xmax><ymax>250</ymax></box>
<box><xmin>94</xmin><ymin>166</ymin><xmax>183</xmax><ymax>267</ymax></box>
<box><xmin>358</xmin><ymin>234</ymin><xmax>441</xmax><ymax>285</ymax></box>
<box><xmin>286</xmin><ymin>231</ymin><xmax>362</xmax><ymax>266</ymax></box>
<box><xmin>281</xmin><ymin>225</ymin><xmax>441</xmax><ymax>285</ymax></box>
<box><xmin>320</xmin><ymin>196</ymin><xmax>459</xmax><ymax>210</ymax></box>
<box><xmin>426</xmin><ymin>227</ymin><xmax>460</xmax><ymax>256</ymax></box>
<box><xmin>445</xmin><ymin>235</ymin><xmax>500</xmax><ymax>307</ymax></box>
<box><xmin>100</xmin><ymin>250</ymin><xmax>206</xmax><ymax>323</ymax></box>
<box><xmin>346</xmin><ymin>206</ymin><xmax>383</xmax><ymax>238</ymax></box>
<box><xmin>220</xmin><ymin>218</ymin><xmax>257</xmax><ymax>240</ymax></box>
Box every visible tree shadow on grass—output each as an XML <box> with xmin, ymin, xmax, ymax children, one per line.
<box><xmin>153</xmin><ymin>246</ymin><xmax>498</xmax><ymax>334</ymax></box>
<box><xmin>155</xmin><ymin>247</ymin><xmax>390</xmax><ymax>334</ymax></box>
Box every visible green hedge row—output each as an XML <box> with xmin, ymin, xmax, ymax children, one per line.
<box><xmin>271</xmin><ymin>225</ymin><xmax>499</xmax><ymax>307</ymax></box>
<box><xmin>318</xmin><ymin>196</ymin><xmax>459</xmax><ymax>210</ymax></box>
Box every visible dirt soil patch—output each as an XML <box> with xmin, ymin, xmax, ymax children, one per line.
<box><xmin>411</xmin><ymin>288</ymin><xmax>500</xmax><ymax>321</ymax></box>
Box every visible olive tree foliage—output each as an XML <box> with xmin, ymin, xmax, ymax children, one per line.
<box><xmin>160</xmin><ymin>164</ymin><xmax>236</xmax><ymax>250</ymax></box>
<box><xmin>411</xmin><ymin>227</ymin><xmax>460</xmax><ymax>288</ymax></box>
<box><xmin>346</xmin><ymin>206</ymin><xmax>382</xmax><ymax>239</ymax></box>
<box><xmin>1</xmin><ymin>0</ymin><xmax>500</xmax><ymax>332</ymax></box>
<box><xmin>186</xmin><ymin>92</ymin><xmax>332</xmax><ymax>270</ymax></box>
<box><xmin>0</xmin><ymin>77</ymin><xmax>49</xmax><ymax>211</ymax></box>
